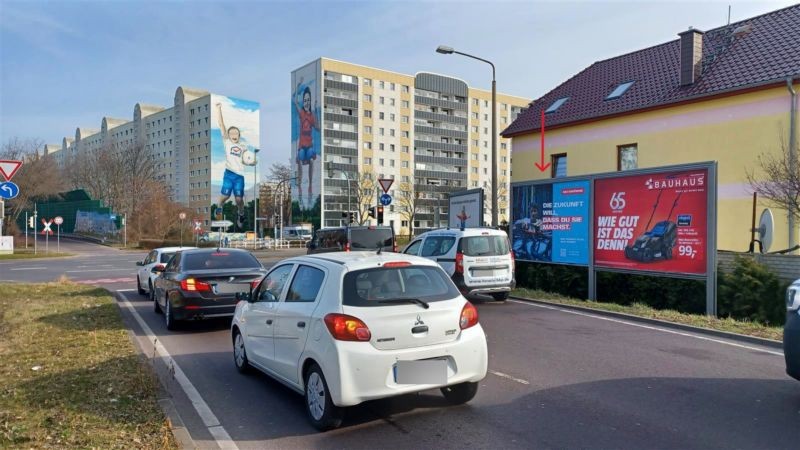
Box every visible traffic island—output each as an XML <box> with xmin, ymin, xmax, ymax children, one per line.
<box><xmin>0</xmin><ymin>281</ymin><xmax>176</xmax><ymax>448</ymax></box>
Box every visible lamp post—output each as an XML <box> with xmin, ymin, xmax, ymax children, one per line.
<box><xmin>325</xmin><ymin>161</ymin><xmax>353</xmax><ymax>223</ymax></box>
<box><xmin>436</xmin><ymin>45</ymin><xmax>498</xmax><ymax>228</ymax></box>
<box><xmin>274</xmin><ymin>177</ymin><xmax>297</xmax><ymax>242</ymax></box>
<box><xmin>252</xmin><ymin>149</ymin><xmax>260</xmax><ymax>241</ymax></box>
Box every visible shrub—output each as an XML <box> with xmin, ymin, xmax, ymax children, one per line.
<box><xmin>718</xmin><ymin>256</ymin><xmax>787</xmax><ymax>326</ymax></box>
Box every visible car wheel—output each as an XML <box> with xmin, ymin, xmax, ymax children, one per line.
<box><xmin>164</xmin><ymin>296</ymin><xmax>178</xmax><ymax>330</ymax></box>
<box><xmin>491</xmin><ymin>292</ymin><xmax>509</xmax><ymax>302</ymax></box>
<box><xmin>233</xmin><ymin>329</ymin><xmax>252</xmax><ymax>374</ymax></box>
<box><xmin>665</xmin><ymin>245</ymin><xmax>673</xmax><ymax>260</ymax></box>
<box><xmin>304</xmin><ymin>363</ymin><xmax>343</xmax><ymax>431</ymax></box>
<box><xmin>137</xmin><ymin>276</ymin><xmax>146</xmax><ymax>295</ymax></box>
<box><xmin>441</xmin><ymin>381</ymin><xmax>479</xmax><ymax>405</ymax></box>
<box><xmin>153</xmin><ymin>290</ymin><xmax>162</xmax><ymax>314</ymax></box>
<box><xmin>643</xmin><ymin>248</ymin><xmax>653</xmax><ymax>262</ymax></box>
<box><xmin>148</xmin><ymin>281</ymin><xmax>155</xmax><ymax>301</ymax></box>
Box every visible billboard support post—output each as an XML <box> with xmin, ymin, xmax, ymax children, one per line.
<box><xmin>588</xmin><ymin>178</ymin><xmax>597</xmax><ymax>301</ymax></box>
<box><xmin>706</xmin><ymin>162</ymin><xmax>718</xmax><ymax>316</ymax></box>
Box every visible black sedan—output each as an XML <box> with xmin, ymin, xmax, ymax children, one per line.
<box><xmin>152</xmin><ymin>248</ymin><xmax>266</xmax><ymax>330</ymax></box>
<box><xmin>785</xmin><ymin>278</ymin><xmax>800</xmax><ymax>380</ymax></box>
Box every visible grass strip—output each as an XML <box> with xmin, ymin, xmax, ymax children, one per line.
<box><xmin>512</xmin><ymin>287</ymin><xmax>783</xmax><ymax>342</ymax></box>
<box><xmin>0</xmin><ymin>252</ymin><xmax>73</xmax><ymax>260</ymax></box>
<box><xmin>0</xmin><ymin>281</ymin><xmax>176</xmax><ymax>449</ymax></box>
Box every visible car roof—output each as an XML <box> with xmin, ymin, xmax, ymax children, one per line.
<box><xmin>180</xmin><ymin>247</ymin><xmax>250</xmax><ymax>254</ymax></box>
<box><xmin>283</xmin><ymin>251</ymin><xmax>439</xmax><ymax>272</ymax></box>
<box><xmin>415</xmin><ymin>227</ymin><xmax>508</xmax><ymax>238</ymax></box>
<box><xmin>155</xmin><ymin>246</ymin><xmax>196</xmax><ymax>252</ymax></box>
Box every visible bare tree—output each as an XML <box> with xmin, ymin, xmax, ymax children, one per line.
<box><xmin>1</xmin><ymin>138</ymin><xmax>63</xmax><ymax>234</ymax></box>
<box><xmin>268</xmin><ymin>161</ymin><xmax>293</xmax><ymax>182</ymax></box>
<box><xmin>483</xmin><ymin>179</ymin><xmax>510</xmax><ymax>226</ymax></box>
<box><xmin>396</xmin><ymin>182</ymin><xmax>421</xmax><ymax>236</ymax></box>
<box><xmin>747</xmin><ymin>136</ymin><xmax>800</xmax><ymax>220</ymax></box>
<box><xmin>354</xmin><ymin>169</ymin><xmax>378</xmax><ymax>225</ymax></box>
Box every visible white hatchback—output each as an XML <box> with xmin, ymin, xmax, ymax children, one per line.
<box><xmin>231</xmin><ymin>252</ymin><xmax>488</xmax><ymax>430</ymax></box>
<box><xmin>135</xmin><ymin>246</ymin><xmax>195</xmax><ymax>300</ymax></box>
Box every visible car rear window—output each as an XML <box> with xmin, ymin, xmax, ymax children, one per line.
<box><xmin>421</xmin><ymin>236</ymin><xmax>456</xmax><ymax>257</ymax></box>
<box><xmin>350</xmin><ymin>229</ymin><xmax>393</xmax><ymax>249</ymax></box>
<box><xmin>183</xmin><ymin>251</ymin><xmax>262</xmax><ymax>270</ymax></box>
<box><xmin>342</xmin><ymin>265</ymin><xmax>459</xmax><ymax>307</ymax></box>
<box><xmin>460</xmin><ymin>235</ymin><xmax>510</xmax><ymax>257</ymax></box>
<box><xmin>160</xmin><ymin>252</ymin><xmax>176</xmax><ymax>263</ymax></box>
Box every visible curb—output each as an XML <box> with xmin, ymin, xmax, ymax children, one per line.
<box><xmin>509</xmin><ymin>296</ymin><xmax>783</xmax><ymax>350</ymax></box>
<box><xmin>158</xmin><ymin>398</ymin><xmax>195</xmax><ymax>450</ymax></box>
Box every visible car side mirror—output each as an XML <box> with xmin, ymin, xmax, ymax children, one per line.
<box><xmin>151</xmin><ymin>264</ymin><xmax>165</xmax><ymax>274</ymax></box>
<box><xmin>136</xmin><ymin>261</ymin><xmax>144</xmax><ymax>266</ymax></box>
<box><xmin>235</xmin><ymin>291</ymin><xmax>252</xmax><ymax>302</ymax></box>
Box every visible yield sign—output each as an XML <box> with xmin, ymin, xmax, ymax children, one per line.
<box><xmin>41</xmin><ymin>218</ymin><xmax>54</xmax><ymax>235</ymax></box>
<box><xmin>378</xmin><ymin>178</ymin><xmax>394</xmax><ymax>194</ymax></box>
<box><xmin>0</xmin><ymin>160</ymin><xmax>23</xmax><ymax>181</ymax></box>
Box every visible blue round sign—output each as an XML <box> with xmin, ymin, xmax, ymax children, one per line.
<box><xmin>0</xmin><ymin>181</ymin><xmax>19</xmax><ymax>199</ymax></box>
<box><xmin>380</xmin><ymin>193</ymin><xmax>392</xmax><ymax>206</ymax></box>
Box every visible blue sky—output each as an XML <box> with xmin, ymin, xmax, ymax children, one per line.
<box><xmin>0</xmin><ymin>0</ymin><xmax>794</xmax><ymax>174</ymax></box>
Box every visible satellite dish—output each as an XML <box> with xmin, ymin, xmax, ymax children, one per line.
<box><xmin>757</xmin><ymin>208</ymin><xmax>774</xmax><ymax>253</ymax></box>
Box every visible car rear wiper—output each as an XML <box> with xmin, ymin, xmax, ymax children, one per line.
<box><xmin>377</xmin><ymin>298</ymin><xmax>430</xmax><ymax>309</ymax></box>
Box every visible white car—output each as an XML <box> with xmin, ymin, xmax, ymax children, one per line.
<box><xmin>231</xmin><ymin>252</ymin><xmax>488</xmax><ymax>430</ymax></box>
<box><xmin>135</xmin><ymin>246</ymin><xmax>195</xmax><ymax>300</ymax></box>
<box><xmin>403</xmin><ymin>228</ymin><xmax>515</xmax><ymax>301</ymax></box>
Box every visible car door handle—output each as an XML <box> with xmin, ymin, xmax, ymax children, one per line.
<box><xmin>266</xmin><ymin>319</ymin><xmax>273</xmax><ymax>325</ymax></box>
<box><xmin>297</xmin><ymin>321</ymin><xmax>306</xmax><ymax>328</ymax></box>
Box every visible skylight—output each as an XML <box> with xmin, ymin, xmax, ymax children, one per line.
<box><xmin>544</xmin><ymin>97</ymin><xmax>568</xmax><ymax>113</ymax></box>
<box><xmin>606</xmin><ymin>81</ymin><xmax>635</xmax><ymax>100</ymax></box>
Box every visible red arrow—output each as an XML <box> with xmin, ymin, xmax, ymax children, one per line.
<box><xmin>535</xmin><ymin>110</ymin><xmax>551</xmax><ymax>172</ymax></box>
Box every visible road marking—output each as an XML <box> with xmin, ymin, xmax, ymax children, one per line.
<box><xmin>65</xmin><ymin>268</ymin><xmax>130</xmax><ymax>273</ymax></box>
<box><xmin>75</xmin><ymin>277</ymin><xmax>136</xmax><ymax>284</ymax></box>
<box><xmin>490</xmin><ymin>370</ymin><xmax>530</xmax><ymax>385</ymax></box>
<box><xmin>116</xmin><ymin>291</ymin><xmax>238</xmax><ymax>449</ymax></box>
<box><xmin>508</xmin><ymin>300</ymin><xmax>784</xmax><ymax>357</ymax></box>
<box><xmin>9</xmin><ymin>267</ymin><xmax>48</xmax><ymax>270</ymax></box>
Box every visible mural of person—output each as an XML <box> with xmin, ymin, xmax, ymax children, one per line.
<box><xmin>293</xmin><ymin>77</ymin><xmax>319</xmax><ymax>208</ymax></box>
<box><xmin>213</xmin><ymin>102</ymin><xmax>254</xmax><ymax>229</ymax></box>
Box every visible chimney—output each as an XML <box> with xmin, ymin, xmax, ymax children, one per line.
<box><xmin>678</xmin><ymin>27</ymin><xmax>704</xmax><ymax>86</ymax></box>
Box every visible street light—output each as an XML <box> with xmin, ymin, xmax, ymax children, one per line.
<box><xmin>274</xmin><ymin>176</ymin><xmax>297</xmax><ymax>242</ymax></box>
<box><xmin>253</xmin><ymin>148</ymin><xmax>260</xmax><ymax>241</ymax></box>
<box><xmin>326</xmin><ymin>161</ymin><xmax>353</xmax><ymax>224</ymax></box>
<box><xmin>436</xmin><ymin>44</ymin><xmax>499</xmax><ymax>228</ymax></box>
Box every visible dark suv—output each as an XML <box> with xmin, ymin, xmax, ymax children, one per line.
<box><xmin>306</xmin><ymin>226</ymin><xmax>396</xmax><ymax>254</ymax></box>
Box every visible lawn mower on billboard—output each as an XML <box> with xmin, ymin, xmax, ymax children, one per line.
<box><xmin>624</xmin><ymin>191</ymin><xmax>681</xmax><ymax>263</ymax></box>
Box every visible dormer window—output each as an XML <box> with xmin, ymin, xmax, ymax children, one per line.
<box><xmin>606</xmin><ymin>81</ymin><xmax>634</xmax><ymax>100</ymax></box>
<box><xmin>544</xmin><ymin>97</ymin><xmax>568</xmax><ymax>113</ymax></box>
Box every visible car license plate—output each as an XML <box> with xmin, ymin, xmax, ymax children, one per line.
<box><xmin>472</xmin><ymin>269</ymin><xmax>495</xmax><ymax>277</ymax></box>
<box><xmin>394</xmin><ymin>359</ymin><xmax>447</xmax><ymax>385</ymax></box>
<box><xmin>213</xmin><ymin>283</ymin><xmax>240</xmax><ymax>294</ymax></box>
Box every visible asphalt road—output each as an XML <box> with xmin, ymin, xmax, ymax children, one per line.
<box><xmin>3</xmin><ymin>240</ymin><xmax>799</xmax><ymax>449</ymax></box>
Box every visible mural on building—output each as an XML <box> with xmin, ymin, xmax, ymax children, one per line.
<box><xmin>291</xmin><ymin>60</ymin><xmax>322</xmax><ymax>230</ymax></box>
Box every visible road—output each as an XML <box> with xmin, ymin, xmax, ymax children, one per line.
<box><xmin>3</xmin><ymin>239</ymin><xmax>799</xmax><ymax>449</ymax></box>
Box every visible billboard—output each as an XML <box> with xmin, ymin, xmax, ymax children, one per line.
<box><xmin>448</xmin><ymin>188</ymin><xmax>483</xmax><ymax>229</ymax></box>
<box><xmin>291</xmin><ymin>60</ymin><xmax>322</xmax><ymax>230</ymax></box>
<box><xmin>511</xmin><ymin>180</ymin><xmax>590</xmax><ymax>264</ymax></box>
<box><xmin>209</xmin><ymin>95</ymin><xmax>260</xmax><ymax>232</ymax></box>
<box><xmin>593</xmin><ymin>168</ymin><xmax>709</xmax><ymax>275</ymax></box>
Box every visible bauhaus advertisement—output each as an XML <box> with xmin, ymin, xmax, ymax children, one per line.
<box><xmin>593</xmin><ymin>168</ymin><xmax>708</xmax><ymax>275</ymax></box>
<box><xmin>209</xmin><ymin>94</ymin><xmax>260</xmax><ymax>231</ymax></box>
<box><xmin>511</xmin><ymin>180</ymin><xmax>590</xmax><ymax>265</ymax></box>
<box><xmin>291</xmin><ymin>60</ymin><xmax>322</xmax><ymax>229</ymax></box>
<box><xmin>448</xmin><ymin>189</ymin><xmax>483</xmax><ymax>229</ymax></box>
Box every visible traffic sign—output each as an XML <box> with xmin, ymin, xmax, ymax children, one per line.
<box><xmin>378</xmin><ymin>178</ymin><xmax>394</xmax><ymax>193</ymax></box>
<box><xmin>179</xmin><ymin>212</ymin><xmax>187</xmax><ymax>220</ymax></box>
<box><xmin>0</xmin><ymin>160</ymin><xmax>22</xmax><ymax>181</ymax></box>
<box><xmin>0</xmin><ymin>181</ymin><xmax>20</xmax><ymax>199</ymax></box>
<box><xmin>41</xmin><ymin>218</ymin><xmax>54</xmax><ymax>235</ymax></box>
<box><xmin>54</xmin><ymin>216</ymin><xmax>64</xmax><ymax>225</ymax></box>
<box><xmin>380</xmin><ymin>193</ymin><xmax>392</xmax><ymax>206</ymax></box>
<box><xmin>211</xmin><ymin>220</ymin><xmax>233</xmax><ymax>228</ymax></box>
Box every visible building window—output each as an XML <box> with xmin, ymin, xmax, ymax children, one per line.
<box><xmin>473</xmin><ymin>98</ymin><xmax>479</xmax><ymax>106</ymax></box>
<box><xmin>471</xmin><ymin>167</ymin><xmax>478</xmax><ymax>174</ymax></box>
<box><xmin>545</xmin><ymin>97</ymin><xmax>569</xmax><ymax>113</ymax></box>
<box><xmin>401</xmin><ymin>131</ymin><xmax>409</xmax><ymax>138</ymax></box>
<box><xmin>364</xmin><ymin>157</ymin><xmax>372</xmax><ymax>164</ymax></box>
<box><xmin>471</xmin><ymin>153</ymin><xmax>478</xmax><ymax>160</ymax></box>
<box><xmin>402</xmin><ymin>161</ymin><xmax>409</xmax><ymax>168</ymax></box>
<box><xmin>379</xmin><ymin>112</ymin><xmax>385</xmax><ymax>120</ymax></box>
<box><xmin>364</xmin><ymin>78</ymin><xmax>372</xmax><ymax>86</ymax></box>
<box><xmin>390</xmin><ymin>160</ymin><xmax>395</xmax><ymax>167</ymax></box>
<box><xmin>401</xmin><ymin>116</ymin><xmax>409</xmax><ymax>123</ymax></box>
<box><xmin>379</xmin><ymin>143</ymin><xmax>385</xmax><ymax>150</ymax></box>
<box><xmin>402</xmin><ymin>145</ymin><xmax>409</xmax><ymax>153</ymax></box>
<box><xmin>379</xmin><ymin>96</ymin><xmax>385</xmax><ymax>105</ymax></box>
<box><xmin>379</xmin><ymin>127</ymin><xmax>385</xmax><ymax>136</ymax></box>
<box><xmin>401</xmin><ymin>100</ymin><xmax>409</xmax><ymax>108</ymax></box>
<box><xmin>606</xmin><ymin>81</ymin><xmax>635</xmax><ymax>100</ymax></box>
<box><xmin>363</xmin><ymin>142</ymin><xmax>373</xmax><ymax>150</ymax></box>
<box><xmin>379</xmin><ymin>158</ymin><xmax>385</xmax><ymax>166</ymax></box>
<box><xmin>618</xmin><ymin>144</ymin><xmax>638</xmax><ymax>171</ymax></box>
<box><xmin>390</xmin><ymin>144</ymin><xmax>395</xmax><ymax>152</ymax></box>
<box><xmin>390</xmin><ymin>98</ymin><xmax>395</xmax><ymax>106</ymax></box>
<box><xmin>364</xmin><ymin>94</ymin><xmax>372</xmax><ymax>102</ymax></box>
<box><xmin>389</xmin><ymin>113</ymin><xmax>395</xmax><ymax>122</ymax></box>
<box><xmin>471</xmin><ymin>112</ymin><xmax>479</xmax><ymax>119</ymax></box>
<box><xmin>379</xmin><ymin>81</ymin><xmax>385</xmax><ymax>89</ymax></box>
<box><xmin>390</xmin><ymin>82</ymin><xmax>395</xmax><ymax>91</ymax></box>
<box><xmin>364</xmin><ymin>110</ymin><xmax>372</xmax><ymax>118</ymax></box>
<box><xmin>402</xmin><ymin>85</ymin><xmax>409</xmax><ymax>93</ymax></box>
<box><xmin>552</xmin><ymin>153</ymin><xmax>567</xmax><ymax>178</ymax></box>
<box><xmin>364</xmin><ymin>125</ymin><xmax>372</xmax><ymax>134</ymax></box>
<box><xmin>501</xmin><ymin>143</ymin><xmax>507</xmax><ymax>150</ymax></box>
<box><xmin>390</xmin><ymin>129</ymin><xmax>396</xmax><ymax>137</ymax></box>
<box><xmin>483</xmin><ymin>154</ymin><xmax>488</xmax><ymax>161</ymax></box>
<box><xmin>471</xmin><ymin>126</ymin><xmax>479</xmax><ymax>133</ymax></box>
<box><xmin>483</xmin><ymin>114</ymin><xmax>488</xmax><ymax>120</ymax></box>
<box><xmin>472</xmin><ymin>181</ymin><xmax>478</xmax><ymax>187</ymax></box>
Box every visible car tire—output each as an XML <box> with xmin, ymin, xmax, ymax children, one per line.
<box><xmin>137</xmin><ymin>276</ymin><xmax>146</xmax><ymax>295</ymax></box>
<box><xmin>491</xmin><ymin>292</ymin><xmax>509</xmax><ymax>302</ymax></box>
<box><xmin>153</xmin><ymin>291</ymin><xmax>162</xmax><ymax>314</ymax></box>
<box><xmin>665</xmin><ymin>245</ymin><xmax>673</xmax><ymax>260</ymax></box>
<box><xmin>164</xmin><ymin>296</ymin><xmax>178</xmax><ymax>330</ymax></box>
<box><xmin>148</xmin><ymin>281</ymin><xmax>155</xmax><ymax>301</ymax></box>
<box><xmin>441</xmin><ymin>381</ymin><xmax>479</xmax><ymax>405</ymax></box>
<box><xmin>304</xmin><ymin>363</ymin><xmax>343</xmax><ymax>431</ymax></box>
<box><xmin>232</xmin><ymin>329</ymin><xmax>252</xmax><ymax>374</ymax></box>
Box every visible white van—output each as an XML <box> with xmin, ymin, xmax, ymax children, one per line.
<box><xmin>403</xmin><ymin>228</ymin><xmax>515</xmax><ymax>301</ymax></box>
<box><xmin>282</xmin><ymin>225</ymin><xmax>312</xmax><ymax>241</ymax></box>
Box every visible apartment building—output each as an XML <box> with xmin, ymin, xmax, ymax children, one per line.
<box><xmin>44</xmin><ymin>86</ymin><xmax>260</xmax><ymax>227</ymax></box>
<box><xmin>292</xmin><ymin>57</ymin><xmax>530</xmax><ymax>234</ymax></box>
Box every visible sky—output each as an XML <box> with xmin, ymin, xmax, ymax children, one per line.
<box><xmin>0</xmin><ymin>0</ymin><xmax>796</xmax><ymax>175</ymax></box>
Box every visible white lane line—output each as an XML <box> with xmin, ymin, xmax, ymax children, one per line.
<box><xmin>9</xmin><ymin>267</ymin><xmax>48</xmax><ymax>270</ymax></box>
<box><xmin>508</xmin><ymin>300</ymin><xmax>784</xmax><ymax>357</ymax></box>
<box><xmin>116</xmin><ymin>291</ymin><xmax>239</xmax><ymax>450</ymax></box>
<box><xmin>65</xmin><ymin>268</ymin><xmax>130</xmax><ymax>273</ymax></box>
<box><xmin>490</xmin><ymin>370</ymin><xmax>530</xmax><ymax>385</ymax></box>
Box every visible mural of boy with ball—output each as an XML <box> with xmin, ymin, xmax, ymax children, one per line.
<box><xmin>214</xmin><ymin>102</ymin><xmax>257</xmax><ymax>229</ymax></box>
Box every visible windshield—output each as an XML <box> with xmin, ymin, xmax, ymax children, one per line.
<box><xmin>298</xmin><ymin>229</ymin><xmax>311</xmax><ymax>236</ymax></box>
<box><xmin>342</xmin><ymin>265</ymin><xmax>459</xmax><ymax>307</ymax></box>
<box><xmin>183</xmin><ymin>251</ymin><xmax>262</xmax><ymax>271</ymax></box>
<box><xmin>460</xmin><ymin>235</ymin><xmax>510</xmax><ymax>257</ymax></box>
<box><xmin>350</xmin><ymin>229</ymin><xmax>393</xmax><ymax>249</ymax></box>
<box><xmin>160</xmin><ymin>252</ymin><xmax>176</xmax><ymax>263</ymax></box>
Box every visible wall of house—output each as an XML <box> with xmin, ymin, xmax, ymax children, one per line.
<box><xmin>510</xmin><ymin>83</ymin><xmax>800</xmax><ymax>251</ymax></box>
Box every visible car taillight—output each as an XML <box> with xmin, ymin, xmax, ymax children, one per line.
<box><xmin>345</xmin><ymin>242</ymin><xmax>351</xmax><ymax>252</ymax></box>
<box><xmin>510</xmin><ymin>251</ymin><xmax>515</xmax><ymax>272</ymax></box>
<box><xmin>155</xmin><ymin>264</ymin><xmax>166</xmax><ymax>271</ymax></box>
<box><xmin>324</xmin><ymin>314</ymin><xmax>371</xmax><ymax>341</ymax></box>
<box><xmin>180</xmin><ymin>278</ymin><xmax>212</xmax><ymax>292</ymax></box>
<box><xmin>250</xmin><ymin>280</ymin><xmax>261</xmax><ymax>290</ymax></box>
<box><xmin>460</xmin><ymin>302</ymin><xmax>479</xmax><ymax>330</ymax></box>
<box><xmin>384</xmin><ymin>261</ymin><xmax>411</xmax><ymax>268</ymax></box>
<box><xmin>455</xmin><ymin>252</ymin><xmax>464</xmax><ymax>274</ymax></box>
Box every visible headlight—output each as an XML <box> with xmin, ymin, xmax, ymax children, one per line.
<box><xmin>787</xmin><ymin>288</ymin><xmax>800</xmax><ymax>311</ymax></box>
